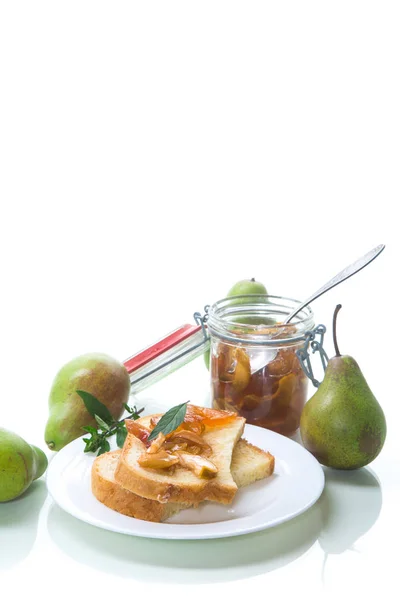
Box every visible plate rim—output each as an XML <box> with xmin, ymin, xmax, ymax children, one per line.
<box><xmin>46</xmin><ymin>424</ymin><xmax>325</xmax><ymax>540</ymax></box>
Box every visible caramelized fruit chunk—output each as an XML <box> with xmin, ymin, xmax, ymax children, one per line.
<box><xmin>178</xmin><ymin>421</ymin><xmax>205</xmax><ymax>435</ymax></box>
<box><xmin>270</xmin><ymin>373</ymin><xmax>298</xmax><ymax>406</ymax></box>
<box><xmin>163</xmin><ymin>441</ymin><xmax>188</xmax><ymax>452</ymax></box>
<box><xmin>170</xmin><ymin>429</ymin><xmax>208</xmax><ymax>446</ymax></box>
<box><xmin>188</xmin><ymin>445</ymin><xmax>203</xmax><ymax>455</ymax></box>
<box><xmin>176</xmin><ymin>452</ymin><xmax>218</xmax><ymax>478</ymax></box>
<box><xmin>138</xmin><ymin>450</ymin><xmax>179</xmax><ymax>469</ymax></box>
<box><xmin>169</xmin><ymin>430</ymin><xmax>212</xmax><ymax>456</ymax></box>
<box><xmin>150</xmin><ymin>416</ymin><xmax>161</xmax><ymax>429</ymax></box>
<box><xmin>241</xmin><ymin>394</ymin><xmax>263</xmax><ymax>412</ymax></box>
<box><xmin>216</xmin><ymin>346</ymin><xmax>251</xmax><ymax>392</ymax></box>
<box><xmin>267</xmin><ymin>349</ymin><xmax>298</xmax><ymax>377</ymax></box>
<box><xmin>146</xmin><ymin>432</ymin><xmax>166</xmax><ymax>454</ymax></box>
<box><xmin>126</xmin><ymin>420</ymin><xmax>150</xmax><ymax>444</ymax></box>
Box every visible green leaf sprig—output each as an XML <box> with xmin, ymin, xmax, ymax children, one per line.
<box><xmin>147</xmin><ymin>401</ymin><xmax>188</xmax><ymax>441</ymax></box>
<box><xmin>76</xmin><ymin>390</ymin><xmax>144</xmax><ymax>456</ymax></box>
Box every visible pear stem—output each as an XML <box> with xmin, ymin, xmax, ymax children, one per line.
<box><xmin>333</xmin><ymin>304</ymin><xmax>342</xmax><ymax>357</ymax></box>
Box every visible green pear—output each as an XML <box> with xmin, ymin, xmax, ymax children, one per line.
<box><xmin>30</xmin><ymin>445</ymin><xmax>48</xmax><ymax>479</ymax></box>
<box><xmin>226</xmin><ymin>277</ymin><xmax>270</xmax><ymax>323</ymax></box>
<box><xmin>45</xmin><ymin>352</ymin><xmax>131</xmax><ymax>451</ymax></box>
<box><xmin>0</xmin><ymin>429</ymin><xmax>48</xmax><ymax>502</ymax></box>
<box><xmin>227</xmin><ymin>277</ymin><xmax>268</xmax><ymax>301</ymax></box>
<box><xmin>300</xmin><ymin>305</ymin><xmax>386</xmax><ymax>470</ymax></box>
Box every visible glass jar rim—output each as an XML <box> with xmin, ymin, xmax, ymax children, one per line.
<box><xmin>207</xmin><ymin>294</ymin><xmax>315</xmax><ymax>346</ymax></box>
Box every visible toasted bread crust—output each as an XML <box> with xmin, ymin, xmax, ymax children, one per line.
<box><xmin>263</xmin><ymin>451</ymin><xmax>275</xmax><ymax>476</ymax></box>
<box><xmin>92</xmin><ymin>451</ymin><xmax>184</xmax><ymax>521</ymax></box>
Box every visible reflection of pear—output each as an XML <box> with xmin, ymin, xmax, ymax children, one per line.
<box><xmin>319</xmin><ymin>466</ymin><xmax>382</xmax><ymax>555</ymax></box>
<box><xmin>45</xmin><ymin>353</ymin><xmax>131</xmax><ymax>451</ymax></box>
<box><xmin>0</xmin><ymin>480</ymin><xmax>48</xmax><ymax>570</ymax></box>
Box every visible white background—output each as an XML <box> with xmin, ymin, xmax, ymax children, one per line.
<box><xmin>0</xmin><ymin>2</ymin><xmax>399</xmax><ymax>599</ymax></box>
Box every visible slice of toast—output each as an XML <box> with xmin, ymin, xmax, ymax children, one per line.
<box><xmin>92</xmin><ymin>450</ymin><xmax>184</xmax><ymax>522</ymax></box>
<box><xmin>114</xmin><ymin>411</ymin><xmax>246</xmax><ymax>505</ymax></box>
<box><xmin>92</xmin><ymin>439</ymin><xmax>275</xmax><ymax>522</ymax></box>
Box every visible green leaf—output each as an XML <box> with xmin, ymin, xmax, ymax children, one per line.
<box><xmin>83</xmin><ymin>437</ymin><xmax>100</xmax><ymax>453</ymax></box>
<box><xmin>82</xmin><ymin>425</ymin><xmax>98</xmax><ymax>435</ymax></box>
<box><xmin>97</xmin><ymin>439</ymin><xmax>110</xmax><ymax>456</ymax></box>
<box><xmin>95</xmin><ymin>414</ymin><xmax>111</xmax><ymax>431</ymax></box>
<box><xmin>76</xmin><ymin>390</ymin><xmax>113</xmax><ymax>424</ymax></box>
<box><xmin>116</xmin><ymin>426</ymin><xmax>127</xmax><ymax>448</ymax></box>
<box><xmin>148</xmin><ymin>402</ymin><xmax>188</xmax><ymax>441</ymax></box>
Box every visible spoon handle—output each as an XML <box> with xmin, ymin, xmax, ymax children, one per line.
<box><xmin>284</xmin><ymin>244</ymin><xmax>385</xmax><ymax>324</ymax></box>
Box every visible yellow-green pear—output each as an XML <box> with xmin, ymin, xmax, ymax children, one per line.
<box><xmin>227</xmin><ymin>277</ymin><xmax>268</xmax><ymax>302</ymax></box>
<box><xmin>45</xmin><ymin>352</ymin><xmax>130</xmax><ymax>451</ymax></box>
<box><xmin>0</xmin><ymin>429</ymin><xmax>48</xmax><ymax>502</ymax></box>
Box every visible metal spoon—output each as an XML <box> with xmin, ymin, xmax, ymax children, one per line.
<box><xmin>284</xmin><ymin>244</ymin><xmax>385</xmax><ymax>324</ymax></box>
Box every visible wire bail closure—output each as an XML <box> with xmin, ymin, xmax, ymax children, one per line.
<box><xmin>193</xmin><ymin>305</ymin><xmax>210</xmax><ymax>341</ymax></box>
<box><xmin>296</xmin><ymin>325</ymin><xmax>329</xmax><ymax>388</ymax></box>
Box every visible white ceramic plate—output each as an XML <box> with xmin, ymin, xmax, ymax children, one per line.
<box><xmin>46</xmin><ymin>424</ymin><xmax>324</xmax><ymax>540</ymax></box>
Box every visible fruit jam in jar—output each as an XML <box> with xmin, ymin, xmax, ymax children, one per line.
<box><xmin>207</xmin><ymin>295</ymin><xmax>315</xmax><ymax>437</ymax></box>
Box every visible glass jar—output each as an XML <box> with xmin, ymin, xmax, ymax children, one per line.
<box><xmin>207</xmin><ymin>295</ymin><xmax>315</xmax><ymax>437</ymax></box>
